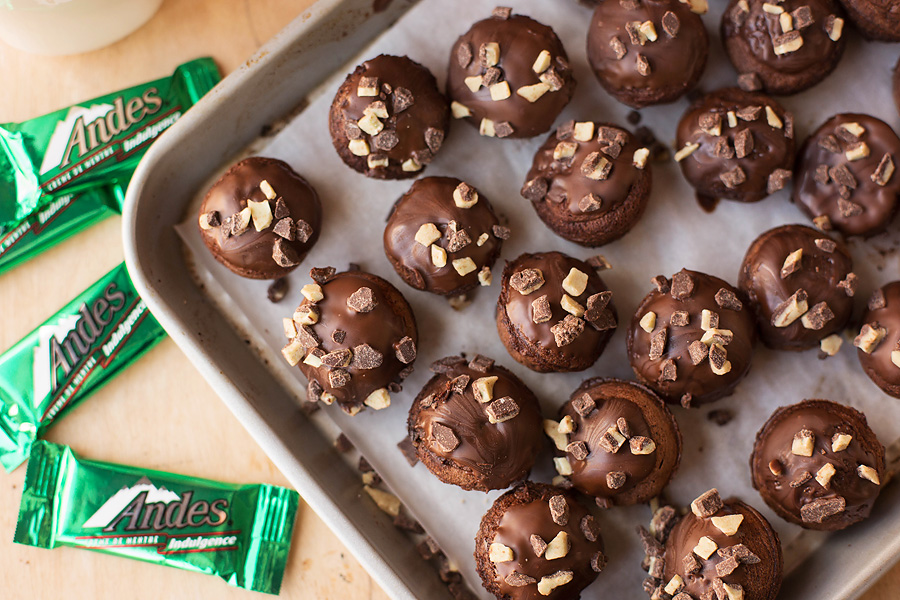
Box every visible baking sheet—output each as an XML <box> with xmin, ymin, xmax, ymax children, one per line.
<box><xmin>175</xmin><ymin>0</ymin><xmax>900</xmax><ymax>596</ymax></box>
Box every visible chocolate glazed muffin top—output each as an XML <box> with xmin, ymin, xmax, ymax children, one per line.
<box><xmin>498</xmin><ymin>251</ymin><xmax>617</xmax><ymax>372</ymax></box>
<box><xmin>856</xmin><ymin>282</ymin><xmax>900</xmax><ymax>398</ymax></box>
<box><xmin>587</xmin><ymin>0</ymin><xmax>709</xmax><ymax>107</ymax></box>
<box><xmin>792</xmin><ymin>113</ymin><xmax>900</xmax><ymax>237</ymax></box>
<box><xmin>738</xmin><ymin>224</ymin><xmax>855</xmax><ymax>352</ymax></box>
<box><xmin>751</xmin><ymin>399</ymin><xmax>885</xmax><ymax>530</ymax></box>
<box><xmin>552</xmin><ymin>378</ymin><xmax>682</xmax><ymax>506</ymax></box>
<box><xmin>640</xmin><ymin>490</ymin><xmax>783</xmax><ymax>600</ymax></box>
<box><xmin>199</xmin><ymin>157</ymin><xmax>322</xmax><ymax>279</ymax></box>
<box><xmin>408</xmin><ymin>354</ymin><xmax>543</xmax><ymax>491</ymax></box>
<box><xmin>384</xmin><ymin>177</ymin><xmax>505</xmax><ymax>296</ymax></box>
<box><xmin>447</xmin><ymin>10</ymin><xmax>576</xmax><ymax>139</ymax></box>
<box><xmin>627</xmin><ymin>269</ymin><xmax>756</xmax><ymax>407</ymax></box>
<box><xmin>329</xmin><ymin>54</ymin><xmax>450</xmax><ymax>179</ymax></box>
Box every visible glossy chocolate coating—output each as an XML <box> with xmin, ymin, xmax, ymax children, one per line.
<box><xmin>627</xmin><ymin>269</ymin><xmax>756</xmax><ymax>406</ymax></box>
<box><xmin>838</xmin><ymin>0</ymin><xmax>900</xmax><ymax>41</ymax></box>
<box><xmin>559</xmin><ymin>378</ymin><xmax>681</xmax><ymax>505</ymax></box>
<box><xmin>738</xmin><ymin>224</ymin><xmax>853</xmax><ymax>351</ymax></box>
<box><xmin>523</xmin><ymin>121</ymin><xmax>652</xmax><ymax>247</ymax></box>
<box><xmin>199</xmin><ymin>157</ymin><xmax>321</xmax><ymax>279</ymax></box>
<box><xmin>859</xmin><ymin>282</ymin><xmax>900</xmax><ymax>398</ymax></box>
<box><xmin>751</xmin><ymin>399</ymin><xmax>885</xmax><ymax>530</ymax></box>
<box><xmin>475</xmin><ymin>482</ymin><xmax>604</xmax><ymax>600</ymax></box>
<box><xmin>722</xmin><ymin>0</ymin><xmax>846</xmax><ymax>95</ymax></box>
<box><xmin>328</xmin><ymin>54</ymin><xmax>450</xmax><ymax>179</ymax></box>
<box><xmin>660</xmin><ymin>499</ymin><xmax>783</xmax><ymax>600</ymax></box>
<box><xmin>587</xmin><ymin>0</ymin><xmax>709</xmax><ymax>108</ymax></box>
<box><xmin>408</xmin><ymin>356</ymin><xmax>543</xmax><ymax>491</ymax></box>
<box><xmin>294</xmin><ymin>270</ymin><xmax>417</xmax><ymax>413</ymax></box>
<box><xmin>447</xmin><ymin>13</ymin><xmax>575</xmax><ymax>139</ymax></box>
<box><xmin>793</xmin><ymin>113</ymin><xmax>900</xmax><ymax>237</ymax></box>
<box><xmin>384</xmin><ymin>177</ymin><xmax>503</xmax><ymax>296</ymax></box>
<box><xmin>497</xmin><ymin>252</ymin><xmax>617</xmax><ymax>373</ymax></box>
<box><xmin>675</xmin><ymin>87</ymin><xmax>795</xmax><ymax>203</ymax></box>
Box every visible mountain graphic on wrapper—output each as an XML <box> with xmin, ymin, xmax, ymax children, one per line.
<box><xmin>38</xmin><ymin>104</ymin><xmax>114</xmax><ymax>175</ymax></box>
<box><xmin>82</xmin><ymin>477</ymin><xmax>180</xmax><ymax>529</ymax></box>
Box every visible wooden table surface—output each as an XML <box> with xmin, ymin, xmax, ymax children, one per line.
<box><xmin>0</xmin><ymin>1</ymin><xmax>897</xmax><ymax>598</ymax></box>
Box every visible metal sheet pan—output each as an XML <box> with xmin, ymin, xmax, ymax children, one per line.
<box><xmin>122</xmin><ymin>0</ymin><xmax>900</xmax><ymax>598</ymax></box>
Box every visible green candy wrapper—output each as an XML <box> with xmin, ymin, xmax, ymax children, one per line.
<box><xmin>0</xmin><ymin>57</ymin><xmax>220</xmax><ymax>272</ymax></box>
<box><xmin>0</xmin><ymin>183</ymin><xmax>124</xmax><ymax>275</ymax></box>
<box><xmin>16</xmin><ymin>441</ymin><xmax>299</xmax><ymax>595</ymax></box>
<box><xmin>0</xmin><ymin>262</ymin><xmax>166</xmax><ymax>472</ymax></box>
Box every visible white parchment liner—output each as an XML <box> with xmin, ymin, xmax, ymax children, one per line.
<box><xmin>176</xmin><ymin>0</ymin><xmax>900</xmax><ymax>596</ymax></box>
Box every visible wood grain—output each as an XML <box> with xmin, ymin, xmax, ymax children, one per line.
<box><xmin>0</xmin><ymin>1</ymin><xmax>388</xmax><ymax>599</ymax></box>
<box><xmin>0</xmin><ymin>0</ymin><xmax>898</xmax><ymax>598</ymax></box>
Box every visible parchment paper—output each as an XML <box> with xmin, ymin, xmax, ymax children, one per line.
<box><xmin>176</xmin><ymin>0</ymin><xmax>900</xmax><ymax>596</ymax></box>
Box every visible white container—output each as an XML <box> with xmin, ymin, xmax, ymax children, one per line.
<box><xmin>0</xmin><ymin>0</ymin><xmax>163</xmax><ymax>56</ymax></box>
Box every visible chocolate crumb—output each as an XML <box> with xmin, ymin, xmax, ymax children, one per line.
<box><xmin>670</xmin><ymin>311</ymin><xmax>690</xmax><ymax>327</ymax></box>
<box><xmin>707</xmin><ymin>409</ymin><xmax>734</xmax><ymax>426</ymax></box>
<box><xmin>495</xmin><ymin>121</ymin><xmax>515</xmax><ymax>138</ymax></box>
<box><xmin>651</xmin><ymin>275</ymin><xmax>671</xmax><ymax>293</ymax></box>
<box><xmin>449</xmin><ymin>374</ymin><xmax>470</xmax><ymax>395</ymax></box>
<box><xmin>351</xmin><ymin>344</ymin><xmax>384</xmax><ymax>370</ymax></box>
<box><xmin>767</xmin><ymin>168</ymin><xmax>792</xmax><ymax>194</ymax></box>
<box><xmin>521</xmin><ymin>177</ymin><xmax>548</xmax><ymax>201</ymax></box>
<box><xmin>456</xmin><ymin>42</ymin><xmax>472</xmax><ymax>68</ymax></box>
<box><xmin>681</xmin><ymin>393</ymin><xmax>692</xmax><ymax>408</ymax></box>
<box><xmin>587</xmin><ymin>255</ymin><xmax>612</xmax><ymax>271</ymax></box>
<box><xmin>394</xmin><ymin>336</ymin><xmax>416</xmax><ymax>364</ymax></box>
<box><xmin>334</xmin><ymin>433</ymin><xmax>354</xmax><ymax>452</ymax></box>
<box><xmin>869</xmin><ymin>289</ymin><xmax>887</xmax><ymax>311</ymax></box>
<box><xmin>683</xmin><ymin>553</ymin><xmax>701</xmax><ymax>575</ymax></box>
<box><xmin>486</xmin><ymin>396</ymin><xmax>520</xmax><ymax>423</ymax></box>
<box><xmin>347</xmin><ymin>286</ymin><xmax>377</xmax><ymax>312</ymax></box>
<box><xmin>713</xmin><ymin>137</ymin><xmax>735</xmax><ymax>159</ymax></box>
<box><xmin>332</xmin><ymin>329</ymin><xmax>346</xmax><ymax>344</ymax></box>
<box><xmin>801</xmin><ymin>496</ymin><xmax>846</xmax><ymax>523</ymax></box>
<box><xmin>607</xmin><ymin>471</ymin><xmax>626</xmax><ymax>490</ymax></box>
<box><xmin>720</xmin><ymin>165</ymin><xmax>747</xmax><ymax>189</ymax></box>
<box><xmin>734</xmin><ymin>129</ymin><xmax>754</xmax><ymax>159</ymax></box>
<box><xmin>567</xmin><ymin>440</ymin><xmax>589</xmax><ymax>461</ymax></box>
<box><xmin>510</xmin><ymin>268</ymin><xmax>545</xmax><ymax>295</ymax></box>
<box><xmin>838</xmin><ymin>197</ymin><xmax>864</xmax><ymax>217</ymax></box>
<box><xmin>790</xmin><ymin>471</ymin><xmax>812</xmax><ymax>488</ymax></box>
<box><xmin>397</xmin><ymin>438</ymin><xmax>418</xmax><ymax>467</ymax></box>
<box><xmin>715</xmin><ymin>288</ymin><xmax>743</xmax><ymax>311</ymax></box>
<box><xmin>505</xmin><ymin>572</ymin><xmax>536</xmax><ymax>587</ymax></box>
<box><xmin>272</xmin><ymin>238</ymin><xmax>300</xmax><ymax>267</ymax></box>
<box><xmin>549</xmin><ymin>495</ymin><xmax>569</xmax><ymax>526</ymax></box>
<box><xmin>688</xmin><ymin>340</ymin><xmax>709</xmax><ymax>366</ymax></box>
<box><xmin>610</xmin><ymin>36</ymin><xmax>627</xmax><ymax>60</ymax></box>
<box><xmin>393</xmin><ymin>512</ymin><xmax>424</xmax><ymax>534</ymax></box>
<box><xmin>662</xmin><ymin>10</ymin><xmax>680</xmax><ymax>36</ymax></box>
<box><xmin>838</xmin><ymin>272</ymin><xmax>858</xmax><ymax>296</ymax></box>
<box><xmin>803</xmin><ymin>301</ymin><xmax>834</xmax><ymax>330</ymax></box>
<box><xmin>461</xmin><ymin>356</ymin><xmax>491</xmax><ymax>375</ymax></box>
<box><xmin>649</xmin><ymin>327</ymin><xmax>668</xmax><ymax>360</ymax></box>
<box><xmin>430</xmin><ymin>356</ymin><xmax>465</xmax><ymax>374</ymax></box>
<box><xmin>659</xmin><ymin>358</ymin><xmax>677</xmax><ymax>382</ymax></box>
<box><xmin>492</xmin><ymin>224</ymin><xmax>511</xmax><ymax>240</ymax></box>
<box><xmin>716</xmin><ymin>555</ymin><xmax>739</xmax><ymax>577</ymax></box>
<box><xmin>670</xmin><ymin>272</ymin><xmax>695</xmax><ymax>300</ymax></box>
<box><xmin>532</xmin><ymin>295</ymin><xmax>552</xmax><ymax>324</ymax></box>
<box><xmin>830</xmin><ymin>164</ymin><xmax>858</xmax><ymax>189</ymax></box>
<box><xmin>328</xmin><ymin>368</ymin><xmax>350</xmax><ymax>388</ymax></box>
<box><xmin>616</xmin><ymin>417</ymin><xmax>631</xmax><ymax>438</ymax></box>
<box><xmin>310</xmin><ymin>266</ymin><xmax>336</xmax><ymax>284</ymax></box>
<box><xmin>581</xmin><ymin>515</ymin><xmax>600</xmax><ymax>542</ymax></box>
<box><xmin>573</xmin><ymin>393</ymin><xmax>596</xmax><ymax>417</ymax></box>
<box><xmin>267</xmin><ymin>278</ymin><xmax>288</xmax><ymax>303</ymax></box>
<box><xmin>737</xmin><ymin>72</ymin><xmax>762</xmax><ymax>92</ymax></box>
<box><xmin>417</xmin><ymin>536</ymin><xmax>441</xmax><ymax>560</ymax></box>
<box><xmin>691</xmin><ymin>489</ymin><xmax>723</xmax><ymax>518</ymax></box>
<box><xmin>392</xmin><ymin>87</ymin><xmax>415</xmax><ymax>114</ymax></box>
<box><xmin>432</xmin><ymin>422</ymin><xmax>460</xmax><ymax>452</ymax></box>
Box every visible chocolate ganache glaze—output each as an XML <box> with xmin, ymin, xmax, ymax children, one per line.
<box><xmin>554</xmin><ymin>378</ymin><xmax>681</xmax><ymax>506</ymax></box>
<box><xmin>522</xmin><ymin>120</ymin><xmax>652</xmax><ymax>247</ymax></box>
<box><xmin>722</xmin><ymin>0</ymin><xmax>847</xmax><ymax>95</ymax></box>
<box><xmin>793</xmin><ymin>113</ymin><xmax>900</xmax><ymax>237</ymax></box>
<box><xmin>738</xmin><ymin>224</ymin><xmax>854</xmax><ymax>352</ymax></box>
<box><xmin>199</xmin><ymin>157</ymin><xmax>322</xmax><ymax>279</ymax></box>
<box><xmin>751</xmin><ymin>399</ymin><xmax>885</xmax><ymax>531</ymax></box>
<box><xmin>627</xmin><ymin>269</ymin><xmax>756</xmax><ymax>407</ymax></box>
<box><xmin>447</xmin><ymin>10</ymin><xmax>575</xmax><ymax>139</ymax></box>
<box><xmin>639</xmin><ymin>489</ymin><xmax>783</xmax><ymax>600</ymax></box>
<box><xmin>281</xmin><ymin>268</ymin><xmax>417</xmax><ymax>415</ymax></box>
<box><xmin>587</xmin><ymin>0</ymin><xmax>709</xmax><ymax>108</ymax></box>
<box><xmin>384</xmin><ymin>177</ymin><xmax>504</xmax><ymax>296</ymax></box>
<box><xmin>475</xmin><ymin>482</ymin><xmax>605</xmax><ymax>600</ymax></box>
<box><xmin>328</xmin><ymin>54</ymin><xmax>450</xmax><ymax>179</ymax></box>
<box><xmin>408</xmin><ymin>355</ymin><xmax>543</xmax><ymax>491</ymax></box>
<box><xmin>857</xmin><ymin>282</ymin><xmax>900</xmax><ymax>398</ymax></box>
<box><xmin>497</xmin><ymin>251</ymin><xmax>617</xmax><ymax>373</ymax></box>
<box><xmin>675</xmin><ymin>87</ymin><xmax>795</xmax><ymax>203</ymax></box>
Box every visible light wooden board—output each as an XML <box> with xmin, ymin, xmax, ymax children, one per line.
<box><xmin>0</xmin><ymin>0</ymin><xmax>897</xmax><ymax>598</ymax></box>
